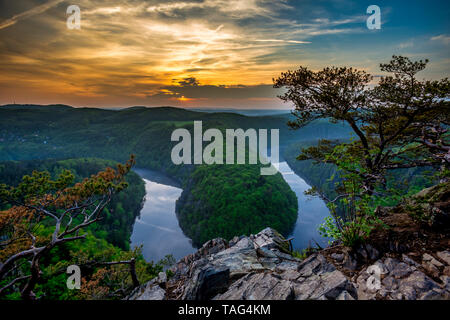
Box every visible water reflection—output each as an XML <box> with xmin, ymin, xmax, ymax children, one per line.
<box><xmin>130</xmin><ymin>169</ymin><xmax>195</xmax><ymax>263</ymax></box>
<box><xmin>277</xmin><ymin>162</ymin><xmax>331</xmax><ymax>250</ymax></box>
<box><xmin>130</xmin><ymin>164</ymin><xmax>331</xmax><ymax>263</ymax></box>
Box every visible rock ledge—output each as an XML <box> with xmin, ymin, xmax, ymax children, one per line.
<box><xmin>127</xmin><ymin>227</ymin><xmax>450</xmax><ymax>300</ymax></box>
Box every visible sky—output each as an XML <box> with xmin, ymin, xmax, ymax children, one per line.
<box><xmin>0</xmin><ymin>0</ymin><xmax>449</xmax><ymax>109</ymax></box>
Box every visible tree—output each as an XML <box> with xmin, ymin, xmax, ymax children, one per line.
<box><xmin>274</xmin><ymin>55</ymin><xmax>449</xmax><ymax>194</ymax></box>
<box><xmin>274</xmin><ymin>56</ymin><xmax>449</xmax><ymax>245</ymax></box>
<box><xmin>0</xmin><ymin>156</ymin><xmax>137</xmax><ymax>299</ymax></box>
<box><xmin>373</xmin><ymin>56</ymin><xmax>450</xmax><ymax>180</ymax></box>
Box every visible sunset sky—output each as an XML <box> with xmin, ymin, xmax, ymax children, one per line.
<box><xmin>0</xmin><ymin>0</ymin><xmax>449</xmax><ymax>109</ymax></box>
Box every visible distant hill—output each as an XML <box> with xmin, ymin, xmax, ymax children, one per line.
<box><xmin>190</xmin><ymin>108</ymin><xmax>291</xmax><ymax>116</ymax></box>
<box><xmin>0</xmin><ymin>104</ymin><xmax>74</xmax><ymax>110</ymax></box>
<box><xmin>2</xmin><ymin>104</ymin><xmax>333</xmax><ymax>245</ymax></box>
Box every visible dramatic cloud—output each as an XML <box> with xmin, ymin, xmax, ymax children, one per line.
<box><xmin>0</xmin><ymin>0</ymin><xmax>448</xmax><ymax>108</ymax></box>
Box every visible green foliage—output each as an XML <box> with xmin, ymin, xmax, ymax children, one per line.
<box><xmin>176</xmin><ymin>164</ymin><xmax>298</xmax><ymax>247</ymax></box>
<box><xmin>402</xmin><ymin>182</ymin><xmax>450</xmax><ymax>227</ymax></box>
<box><xmin>285</xmin><ymin>138</ymin><xmax>438</xmax><ymax>247</ymax></box>
<box><xmin>1</xmin><ymin>228</ymin><xmax>162</xmax><ymax>300</ymax></box>
<box><xmin>278</xmin><ymin>55</ymin><xmax>449</xmax><ymax>249</ymax></box>
<box><xmin>0</xmin><ymin>160</ymin><xmax>160</xmax><ymax>300</ymax></box>
<box><xmin>276</xmin><ymin>55</ymin><xmax>449</xmax><ymax>203</ymax></box>
<box><xmin>0</xmin><ymin>158</ymin><xmax>145</xmax><ymax>249</ymax></box>
<box><xmin>284</xmin><ymin>141</ymin><xmax>340</xmax><ymax>200</ymax></box>
<box><xmin>317</xmin><ymin>144</ymin><xmax>384</xmax><ymax>247</ymax></box>
<box><xmin>318</xmin><ymin>215</ymin><xmax>382</xmax><ymax>248</ymax></box>
<box><xmin>0</xmin><ymin>106</ymin><xmax>321</xmax><ymax>244</ymax></box>
<box><xmin>291</xmin><ymin>245</ymin><xmax>320</xmax><ymax>260</ymax></box>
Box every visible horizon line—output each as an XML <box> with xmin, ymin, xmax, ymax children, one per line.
<box><xmin>0</xmin><ymin>103</ymin><xmax>293</xmax><ymax>111</ymax></box>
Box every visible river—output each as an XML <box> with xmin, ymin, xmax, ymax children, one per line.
<box><xmin>130</xmin><ymin>168</ymin><xmax>195</xmax><ymax>263</ymax></box>
<box><xmin>130</xmin><ymin>163</ymin><xmax>331</xmax><ymax>263</ymax></box>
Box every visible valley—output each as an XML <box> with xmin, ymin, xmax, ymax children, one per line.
<box><xmin>0</xmin><ymin>104</ymin><xmax>348</xmax><ymax>261</ymax></box>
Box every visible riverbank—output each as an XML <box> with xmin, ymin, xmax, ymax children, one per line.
<box><xmin>130</xmin><ymin>169</ymin><xmax>195</xmax><ymax>262</ymax></box>
<box><xmin>128</xmin><ymin>197</ymin><xmax>450</xmax><ymax>300</ymax></box>
<box><xmin>130</xmin><ymin>163</ymin><xmax>331</xmax><ymax>262</ymax></box>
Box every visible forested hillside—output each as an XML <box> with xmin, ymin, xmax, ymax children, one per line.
<box><xmin>0</xmin><ymin>158</ymin><xmax>163</xmax><ymax>300</ymax></box>
<box><xmin>0</xmin><ymin>158</ymin><xmax>145</xmax><ymax>250</ymax></box>
<box><xmin>283</xmin><ymin>141</ymin><xmax>438</xmax><ymax>212</ymax></box>
<box><xmin>0</xmin><ymin>105</ymin><xmax>327</xmax><ymax>245</ymax></box>
<box><xmin>176</xmin><ymin>164</ymin><xmax>298</xmax><ymax>247</ymax></box>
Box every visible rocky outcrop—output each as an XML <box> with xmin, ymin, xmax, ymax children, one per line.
<box><xmin>355</xmin><ymin>253</ymin><xmax>450</xmax><ymax>300</ymax></box>
<box><xmin>127</xmin><ymin>227</ymin><xmax>450</xmax><ymax>300</ymax></box>
<box><xmin>402</xmin><ymin>182</ymin><xmax>450</xmax><ymax>230</ymax></box>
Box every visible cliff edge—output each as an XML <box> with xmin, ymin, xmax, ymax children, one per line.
<box><xmin>128</xmin><ymin>183</ymin><xmax>450</xmax><ymax>300</ymax></box>
<box><xmin>128</xmin><ymin>227</ymin><xmax>449</xmax><ymax>300</ymax></box>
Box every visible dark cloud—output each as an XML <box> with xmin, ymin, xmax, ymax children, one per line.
<box><xmin>150</xmin><ymin>77</ymin><xmax>280</xmax><ymax>100</ymax></box>
<box><xmin>175</xmin><ymin>77</ymin><xmax>200</xmax><ymax>86</ymax></box>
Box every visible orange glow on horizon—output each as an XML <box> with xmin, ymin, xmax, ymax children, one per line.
<box><xmin>177</xmin><ymin>96</ymin><xmax>192</xmax><ymax>102</ymax></box>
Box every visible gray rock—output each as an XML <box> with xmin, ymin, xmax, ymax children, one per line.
<box><xmin>128</xmin><ymin>228</ymin><xmax>450</xmax><ymax>301</ymax></box>
<box><xmin>157</xmin><ymin>272</ymin><xmax>167</xmax><ymax>285</ymax></box>
<box><xmin>397</xmin><ymin>270</ymin><xmax>441</xmax><ymax>300</ymax></box>
<box><xmin>420</xmin><ymin>289</ymin><xmax>449</xmax><ymax>300</ymax></box>
<box><xmin>436</xmin><ymin>251</ymin><xmax>450</xmax><ymax>265</ymax></box>
<box><xmin>280</xmin><ymin>268</ymin><xmax>302</xmax><ymax>281</ymax></box>
<box><xmin>423</xmin><ymin>253</ymin><xmax>444</xmax><ymax>268</ymax></box>
<box><xmin>294</xmin><ymin>269</ymin><xmax>357</xmax><ymax>300</ymax></box>
<box><xmin>214</xmin><ymin>272</ymin><xmax>295</xmax><ymax>300</ymax></box>
<box><xmin>272</xmin><ymin>250</ymin><xmax>302</xmax><ymax>262</ymax></box>
<box><xmin>422</xmin><ymin>253</ymin><xmax>444</xmax><ymax>278</ymax></box>
<box><xmin>128</xmin><ymin>280</ymin><xmax>166</xmax><ymax>300</ymax></box>
<box><xmin>402</xmin><ymin>254</ymin><xmax>419</xmax><ymax>267</ymax></box>
<box><xmin>382</xmin><ymin>276</ymin><xmax>397</xmax><ymax>291</ymax></box>
<box><xmin>355</xmin><ymin>257</ymin><xmax>447</xmax><ymax>300</ymax></box>
<box><xmin>256</xmin><ymin>247</ymin><xmax>278</xmax><ymax>259</ymax></box>
<box><xmin>297</xmin><ymin>254</ymin><xmax>336</xmax><ymax>278</ymax></box>
<box><xmin>357</xmin><ymin>246</ymin><xmax>368</xmax><ymax>260</ymax></box>
<box><xmin>365</xmin><ymin>244</ymin><xmax>380</xmax><ymax>260</ymax></box>
<box><xmin>182</xmin><ymin>266</ymin><xmax>230</xmax><ymax>300</ymax></box>
<box><xmin>383</xmin><ymin>258</ymin><xmax>398</xmax><ymax>273</ymax></box>
<box><xmin>252</xmin><ymin>228</ymin><xmax>290</xmax><ymax>253</ymax></box>
<box><xmin>331</xmin><ymin>253</ymin><xmax>344</xmax><ymax>262</ymax></box>
<box><xmin>444</xmin><ymin>266</ymin><xmax>450</xmax><ymax>277</ymax></box>
<box><xmin>342</xmin><ymin>253</ymin><xmax>358</xmax><ymax>271</ymax></box>
<box><xmin>229</xmin><ymin>236</ymin><xmax>242</xmax><ymax>247</ymax></box>
<box><xmin>391</xmin><ymin>262</ymin><xmax>413</xmax><ymax>279</ymax></box>
<box><xmin>275</xmin><ymin>261</ymin><xmax>300</xmax><ymax>273</ymax></box>
<box><xmin>138</xmin><ymin>286</ymin><xmax>165</xmax><ymax>300</ymax></box>
<box><xmin>211</xmin><ymin>250</ymin><xmax>264</xmax><ymax>279</ymax></box>
<box><xmin>294</xmin><ymin>254</ymin><xmax>357</xmax><ymax>300</ymax></box>
<box><xmin>210</xmin><ymin>237</ymin><xmax>264</xmax><ymax>279</ymax></box>
<box><xmin>422</xmin><ymin>261</ymin><xmax>440</xmax><ymax>278</ymax></box>
<box><xmin>440</xmin><ymin>275</ymin><xmax>450</xmax><ymax>291</ymax></box>
<box><xmin>336</xmin><ymin>291</ymin><xmax>355</xmax><ymax>300</ymax></box>
<box><xmin>197</xmin><ymin>238</ymin><xmax>229</xmax><ymax>257</ymax></box>
<box><xmin>258</xmin><ymin>257</ymin><xmax>280</xmax><ymax>270</ymax></box>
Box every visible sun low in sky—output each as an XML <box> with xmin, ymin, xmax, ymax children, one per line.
<box><xmin>0</xmin><ymin>0</ymin><xmax>448</xmax><ymax>109</ymax></box>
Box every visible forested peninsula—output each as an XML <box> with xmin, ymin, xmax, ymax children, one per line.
<box><xmin>0</xmin><ymin>105</ymin><xmax>305</xmax><ymax>246</ymax></box>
